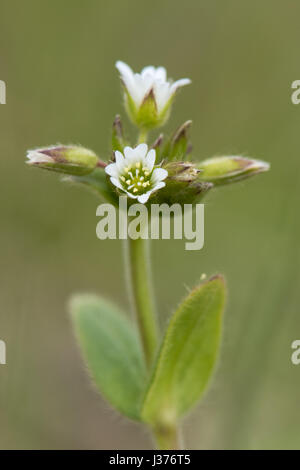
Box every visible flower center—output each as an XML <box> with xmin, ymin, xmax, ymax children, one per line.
<box><xmin>120</xmin><ymin>162</ymin><xmax>152</xmax><ymax>195</ymax></box>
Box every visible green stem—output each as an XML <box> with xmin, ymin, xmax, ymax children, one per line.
<box><xmin>126</xmin><ymin>128</ymin><xmax>183</xmax><ymax>449</ymax></box>
<box><xmin>153</xmin><ymin>423</ymin><xmax>184</xmax><ymax>450</ymax></box>
<box><xmin>125</xmin><ymin>237</ymin><xmax>158</xmax><ymax>367</ymax></box>
<box><xmin>137</xmin><ymin>128</ymin><xmax>148</xmax><ymax>144</ymax></box>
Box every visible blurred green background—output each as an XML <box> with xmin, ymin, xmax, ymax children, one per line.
<box><xmin>0</xmin><ymin>0</ymin><xmax>300</xmax><ymax>449</ymax></box>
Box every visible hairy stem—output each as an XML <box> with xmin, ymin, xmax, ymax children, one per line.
<box><xmin>125</xmin><ymin>237</ymin><xmax>158</xmax><ymax>367</ymax></box>
<box><xmin>126</xmin><ymin>129</ymin><xmax>183</xmax><ymax>449</ymax></box>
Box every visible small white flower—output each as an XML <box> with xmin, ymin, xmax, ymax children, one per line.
<box><xmin>116</xmin><ymin>61</ymin><xmax>191</xmax><ymax>128</ymax></box>
<box><xmin>105</xmin><ymin>144</ymin><xmax>168</xmax><ymax>204</ymax></box>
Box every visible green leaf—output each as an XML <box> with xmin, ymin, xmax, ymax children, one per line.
<box><xmin>141</xmin><ymin>275</ymin><xmax>226</xmax><ymax>426</ymax></box>
<box><xmin>70</xmin><ymin>294</ymin><xmax>147</xmax><ymax>420</ymax></box>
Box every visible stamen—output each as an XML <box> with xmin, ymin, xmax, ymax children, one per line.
<box><xmin>126</xmin><ymin>179</ymin><xmax>131</xmax><ymax>185</ymax></box>
<box><xmin>136</xmin><ymin>162</ymin><xmax>140</xmax><ymax>168</ymax></box>
<box><xmin>133</xmin><ymin>188</ymin><xmax>138</xmax><ymax>193</ymax></box>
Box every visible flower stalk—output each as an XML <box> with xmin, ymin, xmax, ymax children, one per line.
<box><xmin>153</xmin><ymin>424</ymin><xmax>183</xmax><ymax>450</ymax></box>
<box><xmin>125</xmin><ymin>236</ymin><xmax>158</xmax><ymax>368</ymax></box>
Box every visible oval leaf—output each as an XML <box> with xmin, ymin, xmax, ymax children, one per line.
<box><xmin>70</xmin><ymin>294</ymin><xmax>146</xmax><ymax>420</ymax></box>
<box><xmin>141</xmin><ymin>275</ymin><xmax>226</xmax><ymax>426</ymax></box>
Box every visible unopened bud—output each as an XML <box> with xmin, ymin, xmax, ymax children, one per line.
<box><xmin>163</xmin><ymin>161</ymin><xmax>200</xmax><ymax>182</ymax></box>
<box><xmin>151</xmin><ymin>161</ymin><xmax>212</xmax><ymax>205</ymax></box>
<box><xmin>168</xmin><ymin>121</ymin><xmax>192</xmax><ymax>161</ymax></box>
<box><xmin>197</xmin><ymin>156</ymin><xmax>270</xmax><ymax>185</ymax></box>
<box><xmin>26</xmin><ymin>145</ymin><xmax>100</xmax><ymax>176</ymax></box>
<box><xmin>112</xmin><ymin>115</ymin><xmax>126</xmax><ymax>153</ymax></box>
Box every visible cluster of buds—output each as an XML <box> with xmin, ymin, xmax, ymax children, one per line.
<box><xmin>26</xmin><ymin>61</ymin><xmax>270</xmax><ymax>206</ymax></box>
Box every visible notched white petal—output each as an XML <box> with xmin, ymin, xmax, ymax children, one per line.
<box><xmin>110</xmin><ymin>177</ymin><xmax>123</xmax><ymax>190</ymax></box>
<box><xmin>105</xmin><ymin>163</ymin><xmax>118</xmax><ymax>177</ymax></box>
<box><xmin>135</xmin><ymin>143</ymin><xmax>148</xmax><ymax>158</ymax></box>
<box><xmin>114</xmin><ymin>150</ymin><xmax>125</xmax><ymax>169</ymax></box>
<box><xmin>153</xmin><ymin>181</ymin><xmax>166</xmax><ymax>191</ymax></box>
<box><xmin>151</xmin><ymin>167</ymin><xmax>168</xmax><ymax>183</ymax></box>
<box><xmin>170</xmin><ymin>78</ymin><xmax>191</xmax><ymax>94</ymax></box>
<box><xmin>145</xmin><ymin>149</ymin><xmax>156</xmax><ymax>171</ymax></box>
<box><xmin>115</xmin><ymin>61</ymin><xmax>134</xmax><ymax>81</ymax></box>
<box><xmin>137</xmin><ymin>192</ymin><xmax>151</xmax><ymax>204</ymax></box>
<box><xmin>123</xmin><ymin>146</ymin><xmax>135</xmax><ymax>160</ymax></box>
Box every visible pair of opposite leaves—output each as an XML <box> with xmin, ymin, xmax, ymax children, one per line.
<box><xmin>70</xmin><ymin>275</ymin><xmax>225</xmax><ymax>426</ymax></box>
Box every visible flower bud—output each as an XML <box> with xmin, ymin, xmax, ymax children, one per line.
<box><xmin>163</xmin><ymin>161</ymin><xmax>200</xmax><ymax>181</ymax></box>
<box><xmin>112</xmin><ymin>115</ymin><xmax>126</xmax><ymax>153</ymax></box>
<box><xmin>151</xmin><ymin>161</ymin><xmax>212</xmax><ymax>206</ymax></box>
<box><xmin>197</xmin><ymin>156</ymin><xmax>270</xmax><ymax>185</ymax></box>
<box><xmin>150</xmin><ymin>134</ymin><xmax>164</xmax><ymax>161</ymax></box>
<box><xmin>116</xmin><ymin>61</ymin><xmax>191</xmax><ymax>129</ymax></box>
<box><xmin>26</xmin><ymin>145</ymin><xmax>100</xmax><ymax>176</ymax></box>
<box><xmin>163</xmin><ymin>121</ymin><xmax>192</xmax><ymax>161</ymax></box>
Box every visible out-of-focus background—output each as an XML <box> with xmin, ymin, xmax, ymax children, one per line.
<box><xmin>0</xmin><ymin>0</ymin><xmax>300</xmax><ymax>450</ymax></box>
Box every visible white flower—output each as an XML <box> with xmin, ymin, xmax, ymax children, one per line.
<box><xmin>116</xmin><ymin>61</ymin><xmax>191</xmax><ymax>128</ymax></box>
<box><xmin>105</xmin><ymin>144</ymin><xmax>168</xmax><ymax>203</ymax></box>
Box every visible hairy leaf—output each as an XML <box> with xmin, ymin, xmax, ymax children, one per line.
<box><xmin>142</xmin><ymin>276</ymin><xmax>226</xmax><ymax>426</ymax></box>
<box><xmin>70</xmin><ymin>294</ymin><xmax>146</xmax><ymax>420</ymax></box>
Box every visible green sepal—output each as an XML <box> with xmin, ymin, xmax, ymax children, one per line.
<box><xmin>123</xmin><ymin>87</ymin><xmax>171</xmax><ymax>130</ymax></box>
<box><xmin>165</xmin><ymin>121</ymin><xmax>192</xmax><ymax>161</ymax></box>
<box><xmin>136</xmin><ymin>89</ymin><xmax>158</xmax><ymax>129</ymax></box>
<box><xmin>112</xmin><ymin>115</ymin><xmax>127</xmax><ymax>152</ymax></box>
